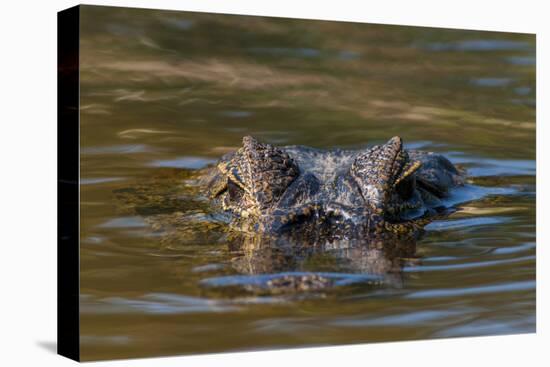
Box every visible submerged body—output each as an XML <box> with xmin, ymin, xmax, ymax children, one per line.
<box><xmin>204</xmin><ymin>136</ymin><xmax>464</xmax><ymax>244</ymax></box>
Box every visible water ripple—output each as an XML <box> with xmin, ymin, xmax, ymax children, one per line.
<box><xmin>82</xmin><ymin>293</ymin><xmax>239</xmax><ymax>315</ymax></box>
<box><xmin>440</xmin><ymin>184</ymin><xmax>518</xmax><ymax>209</ymax></box>
<box><xmin>446</xmin><ymin>152</ymin><xmax>536</xmax><ymax>177</ymax></box>
<box><xmin>426</xmin><ymin>216</ymin><xmax>512</xmax><ymax>231</ymax></box>
<box><xmin>470</xmin><ymin>78</ymin><xmax>514</xmax><ymax>87</ymax></box>
<box><xmin>505</xmin><ymin>56</ymin><xmax>536</xmax><ymax>66</ymax></box>
<box><xmin>81</xmin><ymin>177</ymin><xmax>124</xmax><ymax>185</ymax></box>
<box><xmin>331</xmin><ymin>309</ymin><xmax>467</xmax><ymax>327</ymax></box>
<box><xmin>81</xmin><ymin>144</ymin><xmax>152</xmax><ymax>155</ymax></box>
<box><xmin>149</xmin><ymin>156</ymin><xmax>216</xmax><ymax>169</ymax></box>
<box><xmin>492</xmin><ymin>242</ymin><xmax>536</xmax><ymax>255</ymax></box>
<box><xmin>405</xmin><ymin>280</ymin><xmax>535</xmax><ymax>299</ymax></box>
<box><xmin>404</xmin><ymin>255</ymin><xmax>535</xmax><ymax>273</ymax></box>
<box><xmin>98</xmin><ymin>216</ymin><xmax>147</xmax><ymax>228</ymax></box>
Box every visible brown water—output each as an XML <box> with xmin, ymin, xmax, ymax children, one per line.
<box><xmin>78</xmin><ymin>5</ymin><xmax>536</xmax><ymax>361</ymax></box>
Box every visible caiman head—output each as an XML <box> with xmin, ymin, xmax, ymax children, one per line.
<box><xmin>206</xmin><ymin>136</ymin><xmax>455</xmax><ymax>241</ymax></box>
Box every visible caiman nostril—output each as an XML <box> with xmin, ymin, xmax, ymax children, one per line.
<box><xmin>323</xmin><ymin>204</ymin><xmax>361</xmax><ymax>223</ymax></box>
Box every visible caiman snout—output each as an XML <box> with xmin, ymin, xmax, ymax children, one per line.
<box><xmin>208</xmin><ymin>135</ymin><xmax>463</xmax><ymax>241</ymax></box>
<box><xmin>261</xmin><ymin>202</ymin><xmax>383</xmax><ymax>236</ymax></box>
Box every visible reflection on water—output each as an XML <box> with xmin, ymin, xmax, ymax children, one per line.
<box><xmin>78</xmin><ymin>5</ymin><xmax>535</xmax><ymax>361</ymax></box>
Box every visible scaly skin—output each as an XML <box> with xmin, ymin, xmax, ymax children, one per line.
<box><xmin>204</xmin><ymin>136</ymin><xmax>464</xmax><ymax>243</ymax></box>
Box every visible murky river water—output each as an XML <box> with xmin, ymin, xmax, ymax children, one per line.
<box><xmin>78</xmin><ymin>6</ymin><xmax>535</xmax><ymax>361</ymax></box>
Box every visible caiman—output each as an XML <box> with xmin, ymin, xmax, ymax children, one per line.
<box><xmin>115</xmin><ymin>136</ymin><xmax>465</xmax><ymax>294</ymax></box>
<box><xmin>204</xmin><ymin>135</ymin><xmax>464</xmax><ymax>241</ymax></box>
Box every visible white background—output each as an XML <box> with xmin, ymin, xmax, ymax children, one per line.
<box><xmin>0</xmin><ymin>0</ymin><xmax>546</xmax><ymax>365</ymax></box>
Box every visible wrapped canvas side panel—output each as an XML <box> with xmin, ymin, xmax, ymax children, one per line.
<box><xmin>57</xmin><ymin>5</ymin><xmax>80</xmax><ymax>362</ymax></box>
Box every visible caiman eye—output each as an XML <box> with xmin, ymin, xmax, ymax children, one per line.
<box><xmin>227</xmin><ymin>179</ymin><xmax>244</xmax><ymax>201</ymax></box>
<box><xmin>393</xmin><ymin>160</ymin><xmax>421</xmax><ymax>200</ymax></box>
<box><xmin>395</xmin><ymin>176</ymin><xmax>415</xmax><ymax>200</ymax></box>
